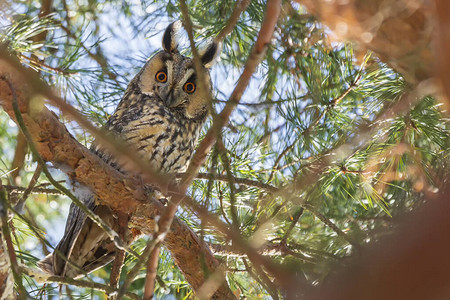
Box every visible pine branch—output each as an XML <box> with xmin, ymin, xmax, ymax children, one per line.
<box><xmin>268</xmin><ymin>65</ymin><xmax>365</xmax><ymax>182</ymax></box>
<box><xmin>180</xmin><ymin>0</ymin><xmax>283</xmax><ymax>191</ymax></box>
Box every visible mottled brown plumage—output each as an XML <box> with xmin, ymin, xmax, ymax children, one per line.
<box><xmin>39</xmin><ymin>21</ymin><xmax>221</xmax><ymax>277</ymax></box>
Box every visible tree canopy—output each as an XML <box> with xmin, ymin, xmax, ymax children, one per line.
<box><xmin>0</xmin><ymin>0</ymin><xmax>448</xmax><ymax>299</ymax></box>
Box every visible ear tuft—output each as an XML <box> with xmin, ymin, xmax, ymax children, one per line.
<box><xmin>199</xmin><ymin>40</ymin><xmax>222</xmax><ymax>68</ymax></box>
<box><xmin>162</xmin><ymin>21</ymin><xmax>182</xmax><ymax>53</ymax></box>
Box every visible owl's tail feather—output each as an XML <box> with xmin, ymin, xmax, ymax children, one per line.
<box><xmin>37</xmin><ymin>254</ymin><xmax>55</xmax><ymax>275</ymax></box>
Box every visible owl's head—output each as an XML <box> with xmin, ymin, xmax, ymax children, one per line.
<box><xmin>137</xmin><ymin>21</ymin><xmax>221</xmax><ymax>120</ymax></box>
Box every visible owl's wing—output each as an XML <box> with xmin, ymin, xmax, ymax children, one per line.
<box><xmin>51</xmin><ymin>192</ymin><xmax>96</xmax><ymax>276</ymax></box>
<box><xmin>47</xmin><ymin>197</ymin><xmax>120</xmax><ymax>278</ymax></box>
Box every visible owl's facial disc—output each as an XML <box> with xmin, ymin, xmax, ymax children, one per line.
<box><xmin>158</xmin><ymin>62</ymin><xmax>196</xmax><ymax>109</ymax></box>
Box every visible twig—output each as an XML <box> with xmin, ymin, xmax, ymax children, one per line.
<box><xmin>142</xmin><ymin>243</ymin><xmax>160</xmax><ymax>300</ymax></box>
<box><xmin>0</xmin><ymin>183</ymin><xmax>26</xmax><ymax>299</ymax></box>
<box><xmin>15</xmin><ymin>163</ymin><xmax>42</xmax><ymax>212</ymax></box>
<box><xmin>216</xmin><ymin>0</ymin><xmax>252</xmax><ymax>41</ymax></box>
<box><xmin>23</xmin><ymin>206</ymin><xmax>50</xmax><ymax>255</ymax></box>
<box><xmin>287</xmin><ymin>240</ymin><xmax>340</xmax><ymax>261</ymax></box>
<box><xmin>108</xmin><ymin>214</ymin><xmax>128</xmax><ymax>300</ymax></box>
<box><xmin>18</xmin><ymin>53</ymin><xmax>75</xmax><ymax>76</ymax></box>
<box><xmin>281</xmin><ymin>207</ymin><xmax>304</xmax><ymax>242</ymax></box>
<box><xmin>3</xmin><ymin>185</ymin><xmax>62</xmax><ymax>196</ymax></box>
<box><xmin>18</xmin><ymin>265</ymin><xmax>140</xmax><ymax>300</ymax></box>
<box><xmin>242</xmin><ymin>258</ymin><xmax>279</xmax><ymax>300</ymax></box>
<box><xmin>303</xmin><ymin>204</ymin><xmax>359</xmax><ymax>248</ymax></box>
<box><xmin>217</xmin><ymin>137</ymin><xmax>239</xmax><ymax>228</ymax></box>
<box><xmin>179</xmin><ymin>0</ymin><xmax>214</xmax><ymax>116</ymax></box>
<box><xmin>209</xmin><ymin>241</ymin><xmax>320</xmax><ymax>263</ymax></box>
<box><xmin>117</xmin><ymin>238</ymin><xmax>160</xmax><ymax>299</ymax></box>
<box><xmin>218</xmin><ymin>182</ymin><xmax>233</xmax><ymax>227</ymax></box>
<box><xmin>58</xmin><ymin>23</ymin><xmax>120</xmax><ymax>83</ymax></box>
<box><xmin>176</xmin><ymin>172</ymin><xmax>278</xmax><ymax>192</ymax></box>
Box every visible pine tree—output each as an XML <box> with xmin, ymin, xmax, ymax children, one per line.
<box><xmin>0</xmin><ymin>0</ymin><xmax>448</xmax><ymax>299</ymax></box>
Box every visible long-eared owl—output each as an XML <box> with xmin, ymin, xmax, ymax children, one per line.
<box><xmin>39</xmin><ymin>21</ymin><xmax>221</xmax><ymax>277</ymax></box>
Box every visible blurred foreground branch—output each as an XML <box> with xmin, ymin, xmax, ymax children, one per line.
<box><xmin>304</xmin><ymin>182</ymin><xmax>450</xmax><ymax>300</ymax></box>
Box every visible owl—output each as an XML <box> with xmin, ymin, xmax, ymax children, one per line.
<box><xmin>39</xmin><ymin>21</ymin><xmax>221</xmax><ymax>277</ymax></box>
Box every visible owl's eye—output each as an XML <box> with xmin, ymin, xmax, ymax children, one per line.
<box><xmin>155</xmin><ymin>71</ymin><xmax>167</xmax><ymax>83</ymax></box>
<box><xmin>183</xmin><ymin>82</ymin><xmax>196</xmax><ymax>94</ymax></box>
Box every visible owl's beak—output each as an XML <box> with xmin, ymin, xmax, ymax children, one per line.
<box><xmin>163</xmin><ymin>89</ymin><xmax>175</xmax><ymax>107</ymax></box>
<box><xmin>163</xmin><ymin>88</ymin><xmax>184</xmax><ymax>108</ymax></box>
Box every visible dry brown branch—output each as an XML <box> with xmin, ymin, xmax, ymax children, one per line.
<box><xmin>216</xmin><ymin>0</ymin><xmax>252</xmax><ymax>41</ymax></box>
<box><xmin>0</xmin><ymin>50</ymin><xmax>234</xmax><ymax>298</ymax></box>
<box><xmin>143</xmin><ymin>244</ymin><xmax>160</xmax><ymax>300</ymax></box>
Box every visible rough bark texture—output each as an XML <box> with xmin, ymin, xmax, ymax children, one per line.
<box><xmin>0</xmin><ymin>59</ymin><xmax>235</xmax><ymax>298</ymax></box>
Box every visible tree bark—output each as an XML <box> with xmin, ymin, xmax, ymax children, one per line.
<box><xmin>0</xmin><ymin>56</ymin><xmax>236</xmax><ymax>298</ymax></box>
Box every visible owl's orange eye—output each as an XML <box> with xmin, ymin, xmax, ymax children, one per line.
<box><xmin>155</xmin><ymin>71</ymin><xmax>167</xmax><ymax>83</ymax></box>
<box><xmin>183</xmin><ymin>82</ymin><xmax>196</xmax><ymax>94</ymax></box>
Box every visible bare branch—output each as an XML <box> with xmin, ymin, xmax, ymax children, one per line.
<box><xmin>216</xmin><ymin>0</ymin><xmax>252</xmax><ymax>42</ymax></box>
<box><xmin>3</xmin><ymin>185</ymin><xmax>62</xmax><ymax>196</ymax></box>
<box><xmin>143</xmin><ymin>245</ymin><xmax>161</xmax><ymax>300</ymax></box>
<box><xmin>19</xmin><ymin>265</ymin><xmax>140</xmax><ymax>300</ymax></box>
<box><xmin>14</xmin><ymin>163</ymin><xmax>42</xmax><ymax>212</ymax></box>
